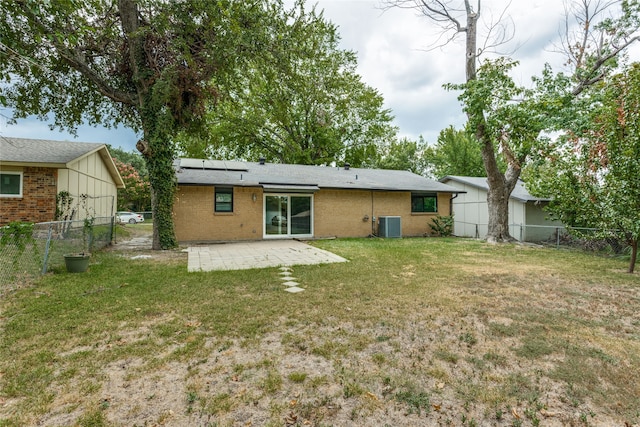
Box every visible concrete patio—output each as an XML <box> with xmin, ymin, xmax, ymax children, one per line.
<box><xmin>186</xmin><ymin>240</ymin><xmax>347</xmax><ymax>272</ymax></box>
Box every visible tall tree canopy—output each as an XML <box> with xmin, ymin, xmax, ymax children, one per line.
<box><xmin>423</xmin><ymin>125</ymin><xmax>487</xmax><ymax>179</ymax></box>
<box><xmin>371</xmin><ymin>127</ymin><xmax>489</xmax><ymax>179</ymax></box>
<box><xmin>108</xmin><ymin>145</ymin><xmax>148</xmax><ymax>179</ymax></box>
<box><xmin>177</xmin><ymin>4</ymin><xmax>397</xmax><ymax>167</ymax></box>
<box><xmin>528</xmin><ymin>63</ymin><xmax>640</xmax><ymax>273</ymax></box>
<box><xmin>0</xmin><ymin>0</ymin><xmax>292</xmax><ymax>249</ymax></box>
<box><xmin>370</xmin><ymin>136</ymin><xmax>429</xmax><ymax>175</ymax></box>
<box><xmin>108</xmin><ymin>146</ymin><xmax>151</xmax><ymax>212</ymax></box>
<box><xmin>386</xmin><ymin>0</ymin><xmax>640</xmax><ymax>242</ymax></box>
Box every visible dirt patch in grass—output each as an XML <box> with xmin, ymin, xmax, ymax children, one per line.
<box><xmin>106</xmin><ymin>224</ymin><xmax>187</xmax><ymax>265</ymax></box>
<box><xmin>26</xmin><ymin>318</ymin><xmax>633</xmax><ymax>426</ymax></box>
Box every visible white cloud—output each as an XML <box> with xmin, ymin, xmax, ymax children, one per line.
<box><xmin>2</xmin><ymin>0</ymin><xmax>636</xmax><ymax>152</ymax></box>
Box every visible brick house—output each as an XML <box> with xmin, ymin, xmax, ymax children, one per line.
<box><xmin>173</xmin><ymin>158</ymin><xmax>463</xmax><ymax>242</ymax></box>
<box><xmin>0</xmin><ymin>137</ymin><xmax>125</xmax><ymax>226</ymax></box>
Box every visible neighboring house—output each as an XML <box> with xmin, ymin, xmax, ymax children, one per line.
<box><xmin>0</xmin><ymin>137</ymin><xmax>125</xmax><ymax>225</ymax></box>
<box><xmin>439</xmin><ymin>176</ymin><xmax>563</xmax><ymax>242</ymax></box>
<box><xmin>173</xmin><ymin>158</ymin><xmax>463</xmax><ymax>242</ymax></box>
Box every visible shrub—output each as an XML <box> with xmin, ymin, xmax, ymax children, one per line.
<box><xmin>429</xmin><ymin>215</ymin><xmax>454</xmax><ymax>237</ymax></box>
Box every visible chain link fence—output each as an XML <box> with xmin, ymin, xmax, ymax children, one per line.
<box><xmin>454</xmin><ymin>221</ymin><xmax>630</xmax><ymax>253</ymax></box>
<box><xmin>0</xmin><ymin>217</ymin><xmax>115</xmax><ymax>289</ymax></box>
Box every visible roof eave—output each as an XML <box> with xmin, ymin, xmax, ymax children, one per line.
<box><xmin>0</xmin><ymin>160</ymin><xmax>67</xmax><ymax>168</ymax></box>
<box><xmin>97</xmin><ymin>146</ymin><xmax>126</xmax><ymax>189</ymax></box>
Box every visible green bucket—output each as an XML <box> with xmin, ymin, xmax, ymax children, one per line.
<box><xmin>64</xmin><ymin>254</ymin><xmax>91</xmax><ymax>273</ymax></box>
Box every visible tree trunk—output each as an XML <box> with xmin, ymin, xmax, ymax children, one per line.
<box><xmin>629</xmin><ymin>239</ymin><xmax>638</xmax><ymax>274</ymax></box>
<box><xmin>485</xmin><ymin>174</ymin><xmax>517</xmax><ymax>243</ymax></box>
<box><xmin>463</xmin><ymin>5</ymin><xmax>517</xmax><ymax>242</ymax></box>
<box><xmin>474</xmin><ymin>118</ymin><xmax>519</xmax><ymax>243</ymax></box>
<box><xmin>140</xmin><ymin>119</ymin><xmax>178</xmax><ymax>250</ymax></box>
<box><xmin>146</xmin><ymin>147</ymin><xmax>178</xmax><ymax>250</ymax></box>
<box><xmin>120</xmin><ymin>0</ymin><xmax>177</xmax><ymax>250</ymax></box>
<box><xmin>465</xmin><ymin>9</ymin><xmax>477</xmax><ymax>81</ymax></box>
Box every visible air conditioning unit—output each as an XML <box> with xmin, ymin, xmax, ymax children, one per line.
<box><xmin>378</xmin><ymin>216</ymin><xmax>401</xmax><ymax>238</ymax></box>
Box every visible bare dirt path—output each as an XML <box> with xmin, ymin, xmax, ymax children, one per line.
<box><xmin>108</xmin><ymin>224</ymin><xmax>186</xmax><ymax>263</ymax></box>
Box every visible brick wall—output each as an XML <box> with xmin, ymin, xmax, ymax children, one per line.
<box><xmin>173</xmin><ymin>185</ymin><xmax>454</xmax><ymax>242</ymax></box>
<box><xmin>314</xmin><ymin>190</ymin><xmax>452</xmax><ymax>238</ymax></box>
<box><xmin>0</xmin><ymin>167</ymin><xmax>57</xmax><ymax>226</ymax></box>
<box><xmin>174</xmin><ymin>186</ymin><xmax>263</xmax><ymax>242</ymax></box>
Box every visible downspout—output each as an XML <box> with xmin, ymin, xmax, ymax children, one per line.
<box><xmin>449</xmin><ymin>193</ymin><xmax>459</xmax><ymax>216</ymax></box>
<box><xmin>450</xmin><ymin>193</ymin><xmax>459</xmax><ymax>236</ymax></box>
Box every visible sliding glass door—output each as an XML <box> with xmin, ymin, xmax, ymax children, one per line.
<box><xmin>264</xmin><ymin>194</ymin><xmax>313</xmax><ymax>238</ymax></box>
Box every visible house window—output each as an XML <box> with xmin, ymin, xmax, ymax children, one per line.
<box><xmin>411</xmin><ymin>193</ymin><xmax>437</xmax><ymax>213</ymax></box>
<box><xmin>215</xmin><ymin>187</ymin><xmax>233</xmax><ymax>212</ymax></box>
<box><xmin>0</xmin><ymin>172</ymin><xmax>23</xmax><ymax>197</ymax></box>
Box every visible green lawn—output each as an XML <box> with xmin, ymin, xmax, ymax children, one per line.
<box><xmin>0</xmin><ymin>238</ymin><xmax>638</xmax><ymax>426</ymax></box>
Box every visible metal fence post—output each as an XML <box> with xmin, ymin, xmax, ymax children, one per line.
<box><xmin>41</xmin><ymin>222</ymin><xmax>53</xmax><ymax>274</ymax></box>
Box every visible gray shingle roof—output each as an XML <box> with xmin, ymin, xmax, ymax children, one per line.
<box><xmin>176</xmin><ymin>158</ymin><xmax>462</xmax><ymax>193</ymax></box>
<box><xmin>0</xmin><ymin>137</ymin><xmax>104</xmax><ymax>165</ymax></box>
<box><xmin>1</xmin><ymin>137</ymin><xmax>125</xmax><ymax>188</ymax></box>
<box><xmin>439</xmin><ymin>175</ymin><xmax>548</xmax><ymax>202</ymax></box>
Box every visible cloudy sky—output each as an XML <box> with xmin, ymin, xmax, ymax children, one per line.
<box><xmin>0</xmin><ymin>0</ymin><xmax>629</xmax><ymax>152</ymax></box>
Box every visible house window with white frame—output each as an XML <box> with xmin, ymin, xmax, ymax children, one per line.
<box><xmin>0</xmin><ymin>171</ymin><xmax>23</xmax><ymax>197</ymax></box>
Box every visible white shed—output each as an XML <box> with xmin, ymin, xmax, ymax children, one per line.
<box><xmin>439</xmin><ymin>176</ymin><xmax>563</xmax><ymax>242</ymax></box>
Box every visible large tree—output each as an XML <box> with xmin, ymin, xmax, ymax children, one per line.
<box><xmin>424</xmin><ymin>125</ymin><xmax>487</xmax><ymax>179</ymax></box>
<box><xmin>386</xmin><ymin>0</ymin><xmax>640</xmax><ymax>242</ymax></box>
<box><xmin>108</xmin><ymin>146</ymin><xmax>151</xmax><ymax>211</ymax></box>
<box><xmin>528</xmin><ymin>64</ymin><xmax>640</xmax><ymax>273</ymax></box>
<box><xmin>370</xmin><ymin>136</ymin><xmax>429</xmax><ymax>175</ymax></box>
<box><xmin>112</xmin><ymin>158</ymin><xmax>151</xmax><ymax>212</ymax></box>
<box><xmin>0</xmin><ymin>0</ymin><xmax>286</xmax><ymax>249</ymax></box>
<box><xmin>177</xmin><ymin>4</ymin><xmax>397</xmax><ymax>166</ymax></box>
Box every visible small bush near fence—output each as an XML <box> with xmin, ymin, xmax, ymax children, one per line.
<box><xmin>0</xmin><ymin>217</ymin><xmax>114</xmax><ymax>289</ymax></box>
<box><xmin>429</xmin><ymin>215</ymin><xmax>454</xmax><ymax>237</ymax></box>
<box><xmin>549</xmin><ymin>228</ymin><xmax>629</xmax><ymax>255</ymax></box>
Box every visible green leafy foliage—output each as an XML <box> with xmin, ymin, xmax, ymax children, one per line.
<box><xmin>55</xmin><ymin>191</ymin><xmax>74</xmax><ymax>221</ymax></box>
<box><xmin>0</xmin><ymin>222</ymin><xmax>35</xmax><ymax>252</ymax></box>
<box><xmin>429</xmin><ymin>215</ymin><xmax>454</xmax><ymax>237</ymax></box>
<box><xmin>370</xmin><ymin>137</ymin><xmax>428</xmax><ymax>175</ymax></box>
<box><xmin>423</xmin><ymin>126</ymin><xmax>488</xmax><ymax>179</ymax></box>
<box><xmin>0</xmin><ymin>0</ymin><xmax>307</xmax><ymax>249</ymax></box>
<box><xmin>177</xmin><ymin>2</ymin><xmax>397</xmax><ymax>166</ymax></box>
<box><xmin>108</xmin><ymin>146</ymin><xmax>148</xmax><ymax>178</ymax></box>
<box><xmin>528</xmin><ymin>63</ymin><xmax>640</xmax><ymax>272</ymax></box>
<box><xmin>112</xmin><ymin>158</ymin><xmax>151</xmax><ymax>212</ymax></box>
<box><xmin>390</xmin><ymin>0</ymin><xmax>639</xmax><ymax>242</ymax></box>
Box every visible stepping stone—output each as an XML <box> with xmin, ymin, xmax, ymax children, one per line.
<box><xmin>282</xmin><ymin>281</ymin><xmax>300</xmax><ymax>287</ymax></box>
<box><xmin>279</xmin><ymin>266</ymin><xmax>292</xmax><ymax>271</ymax></box>
<box><xmin>284</xmin><ymin>286</ymin><xmax>304</xmax><ymax>293</ymax></box>
<box><xmin>279</xmin><ymin>276</ymin><xmax>298</xmax><ymax>281</ymax></box>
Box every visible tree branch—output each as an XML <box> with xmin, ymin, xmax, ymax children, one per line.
<box><xmin>15</xmin><ymin>0</ymin><xmax>137</xmax><ymax>106</ymax></box>
<box><xmin>59</xmin><ymin>48</ymin><xmax>138</xmax><ymax>105</ymax></box>
<box><xmin>572</xmin><ymin>34</ymin><xmax>640</xmax><ymax>95</ymax></box>
<box><xmin>420</xmin><ymin>0</ymin><xmax>465</xmax><ymax>31</ymax></box>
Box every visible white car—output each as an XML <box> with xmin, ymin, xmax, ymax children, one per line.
<box><xmin>116</xmin><ymin>211</ymin><xmax>145</xmax><ymax>224</ymax></box>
